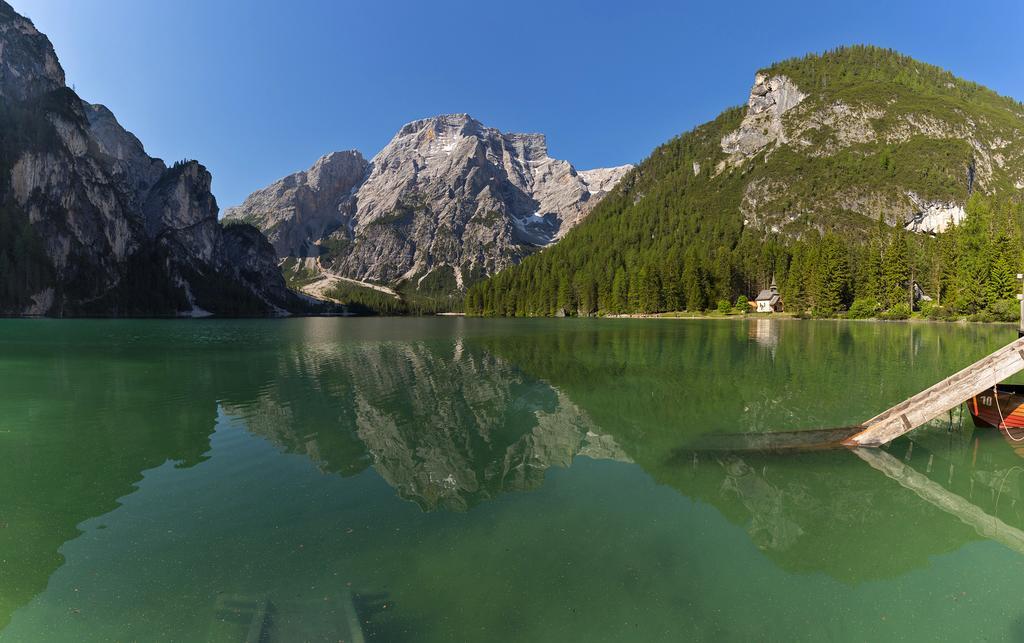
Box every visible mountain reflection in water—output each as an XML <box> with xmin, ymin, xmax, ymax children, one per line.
<box><xmin>4</xmin><ymin>318</ymin><xmax>1024</xmax><ymax>641</ymax></box>
<box><xmin>222</xmin><ymin>336</ymin><xmax>630</xmax><ymax>512</ymax></box>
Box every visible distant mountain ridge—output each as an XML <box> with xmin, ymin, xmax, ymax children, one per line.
<box><xmin>0</xmin><ymin>1</ymin><xmax>321</xmax><ymax>317</ymax></box>
<box><xmin>225</xmin><ymin>113</ymin><xmax>631</xmax><ymax>304</ymax></box>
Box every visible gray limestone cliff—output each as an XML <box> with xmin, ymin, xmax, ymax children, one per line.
<box><xmin>0</xmin><ymin>1</ymin><xmax>319</xmax><ymax>316</ymax></box>
<box><xmin>225</xmin><ymin>113</ymin><xmax>632</xmax><ymax>296</ymax></box>
<box><xmin>721</xmin><ymin>73</ymin><xmax>806</xmax><ymax>159</ymax></box>
<box><xmin>222</xmin><ymin>150</ymin><xmax>369</xmax><ymax>258</ymax></box>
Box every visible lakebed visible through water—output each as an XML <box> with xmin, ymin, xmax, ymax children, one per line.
<box><xmin>3</xmin><ymin>317</ymin><xmax>1024</xmax><ymax>641</ymax></box>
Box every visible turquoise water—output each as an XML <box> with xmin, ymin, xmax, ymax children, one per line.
<box><xmin>2</xmin><ymin>318</ymin><xmax>1024</xmax><ymax>641</ymax></box>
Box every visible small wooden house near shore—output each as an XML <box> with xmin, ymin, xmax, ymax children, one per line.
<box><xmin>750</xmin><ymin>280</ymin><xmax>783</xmax><ymax>313</ymax></box>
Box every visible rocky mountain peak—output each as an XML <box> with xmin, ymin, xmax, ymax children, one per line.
<box><xmin>297</xmin><ymin>150</ymin><xmax>368</xmax><ymax>200</ymax></box>
<box><xmin>395</xmin><ymin>112</ymin><xmax>479</xmax><ymax>138</ymax></box>
<box><xmin>0</xmin><ymin>1</ymin><xmax>65</xmax><ymax>100</ymax></box>
<box><xmin>375</xmin><ymin>113</ymin><xmax>551</xmax><ymax>171</ymax></box>
<box><xmin>222</xmin><ymin>149</ymin><xmax>369</xmax><ymax>258</ymax></box>
<box><xmin>227</xmin><ymin>114</ymin><xmax>633</xmax><ymax>301</ymax></box>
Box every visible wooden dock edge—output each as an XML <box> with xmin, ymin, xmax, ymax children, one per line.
<box><xmin>844</xmin><ymin>336</ymin><xmax>1024</xmax><ymax>447</ymax></box>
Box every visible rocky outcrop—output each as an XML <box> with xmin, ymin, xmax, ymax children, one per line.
<box><xmin>721</xmin><ymin>73</ymin><xmax>806</xmax><ymax>159</ymax></box>
<box><xmin>83</xmin><ymin>103</ymin><xmax>165</xmax><ymax>209</ymax></box>
<box><xmin>222</xmin><ymin>151</ymin><xmax>369</xmax><ymax>257</ymax></box>
<box><xmin>226</xmin><ymin>113</ymin><xmax>632</xmax><ymax>294</ymax></box>
<box><xmin>0</xmin><ymin>1</ymin><xmax>319</xmax><ymax>316</ymax></box>
<box><xmin>144</xmin><ymin>161</ymin><xmax>221</xmax><ymax>262</ymax></box>
<box><xmin>903</xmin><ymin>193</ymin><xmax>967</xmax><ymax>234</ymax></box>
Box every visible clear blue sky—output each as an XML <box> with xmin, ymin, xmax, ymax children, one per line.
<box><xmin>13</xmin><ymin>0</ymin><xmax>1024</xmax><ymax>209</ymax></box>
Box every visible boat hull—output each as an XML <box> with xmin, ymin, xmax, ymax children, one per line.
<box><xmin>969</xmin><ymin>385</ymin><xmax>1024</xmax><ymax>436</ymax></box>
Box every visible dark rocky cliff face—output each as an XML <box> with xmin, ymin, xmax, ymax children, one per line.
<box><xmin>0</xmin><ymin>1</ymin><xmax>315</xmax><ymax>316</ymax></box>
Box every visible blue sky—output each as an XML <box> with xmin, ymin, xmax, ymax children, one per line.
<box><xmin>14</xmin><ymin>0</ymin><xmax>1024</xmax><ymax>208</ymax></box>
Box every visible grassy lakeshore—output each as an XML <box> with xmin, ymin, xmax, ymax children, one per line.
<box><xmin>600</xmin><ymin>311</ymin><xmax>1018</xmax><ymax>324</ymax></box>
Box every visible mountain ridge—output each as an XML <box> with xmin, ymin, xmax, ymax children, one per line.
<box><xmin>224</xmin><ymin>112</ymin><xmax>632</xmax><ymax>309</ymax></box>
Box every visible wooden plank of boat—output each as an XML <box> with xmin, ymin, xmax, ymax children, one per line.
<box><xmin>844</xmin><ymin>336</ymin><xmax>1024</xmax><ymax>447</ymax></box>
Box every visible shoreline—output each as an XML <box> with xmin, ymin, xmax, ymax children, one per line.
<box><xmin>0</xmin><ymin>312</ymin><xmax>1016</xmax><ymax>326</ymax></box>
<box><xmin>595</xmin><ymin>312</ymin><xmax>1018</xmax><ymax>325</ymax></box>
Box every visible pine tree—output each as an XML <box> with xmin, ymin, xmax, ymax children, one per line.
<box><xmin>610</xmin><ymin>268</ymin><xmax>628</xmax><ymax>314</ymax></box>
<box><xmin>574</xmin><ymin>271</ymin><xmax>597</xmax><ymax>316</ymax></box>
<box><xmin>937</xmin><ymin>230</ymin><xmax>958</xmax><ymax>307</ymax></box>
<box><xmin>952</xmin><ymin>200</ymin><xmax>989</xmax><ymax>313</ymax></box>
<box><xmin>987</xmin><ymin>233</ymin><xmax>1017</xmax><ymax>303</ymax></box>
<box><xmin>784</xmin><ymin>243</ymin><xmax>807</xmax><ymax>314</ymax></box>
<box><xmin>803</xmin><ymin>239</ymin><xmax>822</xmax><ymax>312</ymax></box>
<box><xmin>866</xmin><ymin>214</ymin><xmax>885</xmax><ymax>303</ymax></box>
<box><xmin>660</xmin><ymin>256</ymin><xmax>685</xmax><ymax>312</ymax></box>
<box><xmin>711</xmin><ymin>245</ymin><xmax>732</xmax><ymax>301</ymax></box>
<box><xmin>682</xmin><ymin>255</ymin><xmax>705</xmax><ymax>311</ymax></box>
<box><xmin>556</xmin><ymin>276</ymin><xmax>573</xmax><ymax>315</ymax></box>
<box><xmin>882</xmin><ymin>227</ymin><xmax>910</xmax><ymax>309</ymax></box>
<box><xmin>814</xmin><ymin>234</ymin><xmax>848</xmax><ymax>315</ymax></box>
<box><xmin>637</xmin><ymin>264</ymin><xmax>662</xmax><ymax>313</ymax></box>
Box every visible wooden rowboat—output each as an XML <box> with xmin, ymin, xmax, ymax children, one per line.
<box><xmin>969</xmin><ymin>384</ymin><xmax>1024</xmax><ymax>444</ymax></box>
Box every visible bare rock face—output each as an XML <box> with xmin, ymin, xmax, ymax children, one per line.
<box><xmin>722</xmin><ymin>73</ymin><xmax>806</xmax><ymax>159</ymax></box>
<box><xmin>222</xmin><ymin>150</ymin><xmax>369</xmax><ymax>257</ymax></box>
<box><xmin>83</xmin><ymin>103</ymin><xmax>166</xmax><ymax>211</ymax></box>
<box><xmin>0</xmin><ymin>1</ymin><xmax>317</xmax><ymax>316</ymax></box>
<box><xmin>226</xmin><ymin>113</ymin><xmax>632</xmax><ymax>293</ymax></box>
<box><xmin>144</xmin><ymin>161</ymin><xmax>221</xmax><ymax>263</ymax></box>
<box><xmin>579</xmin><ymin>165</ymin><xmax>633</xmax><ymax>195</ymax></box>
<box><xmin>903</xmin><ymin>193</ymin><xmax>967</xmax><ymax>234</ymax></box>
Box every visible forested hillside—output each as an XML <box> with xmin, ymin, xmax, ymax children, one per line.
<box><xmin>465</xmin><ymin>47</ymin><xmax>1024</xmax><ymax>319</ymax></box>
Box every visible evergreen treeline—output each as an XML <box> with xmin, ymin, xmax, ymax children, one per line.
<box><xmin>785</xmin><ymin>194</ymin><xmax>1023</xmax><ymax>320</ymax></box>
<box><xmin>323</xmin><ymin>281</ymin><xmax>457</xmax><ymax>316</ymax></box>
<box><xmin>466</xmin><ymin>193</ymin><xmax>1024</xmax><ymax>321</ymax></box>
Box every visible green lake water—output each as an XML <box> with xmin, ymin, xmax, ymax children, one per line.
<box><xmin>3</xmin><ymin>318</ymin><xmax>1024</xmax><ymax>641</ymax></box>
